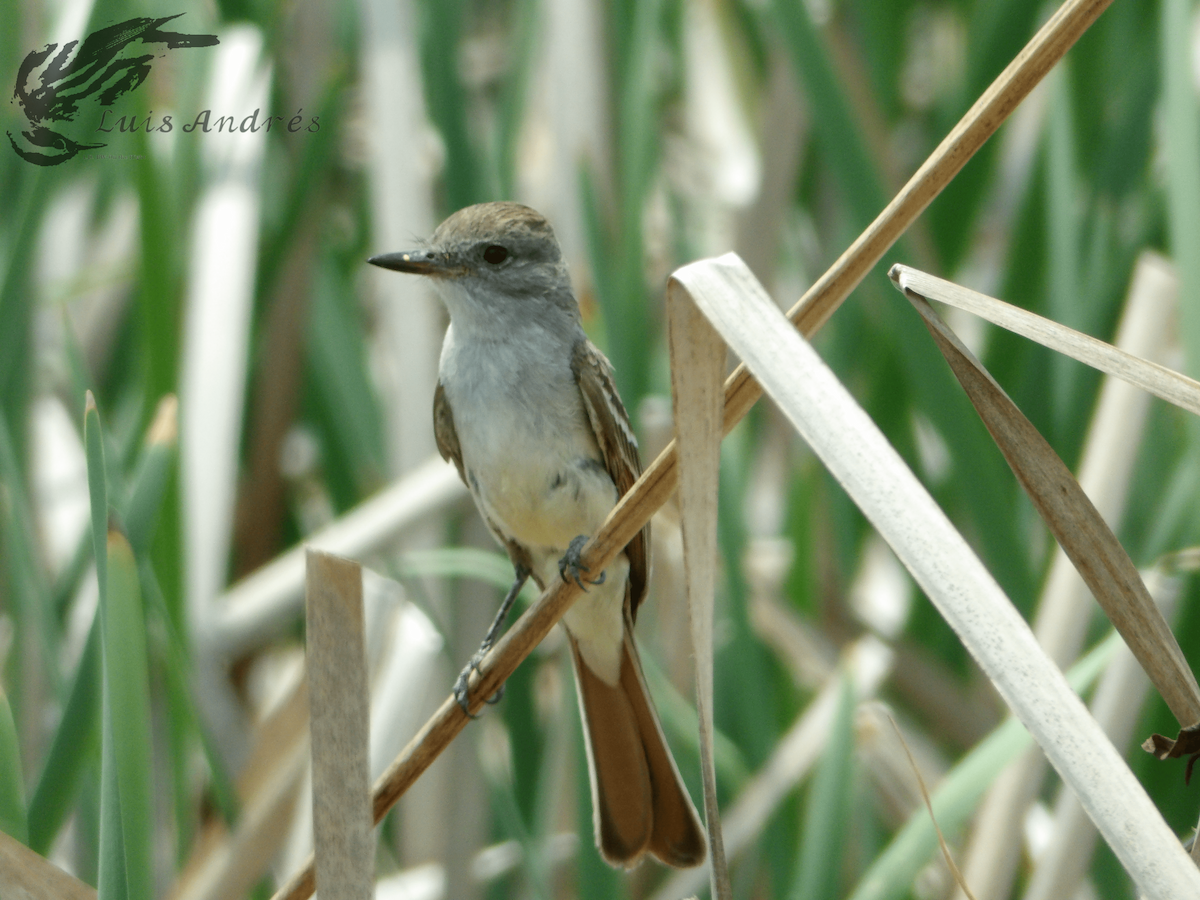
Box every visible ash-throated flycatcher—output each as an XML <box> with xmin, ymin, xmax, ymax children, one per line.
<box><xmin>369</xmin><ymin>201</ymin><xmax>705</xmax><ymax>869</ymax></box>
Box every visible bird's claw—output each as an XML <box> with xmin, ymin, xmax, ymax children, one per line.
<box><xmin>558</xmin><ymin>535</ymin><xmax>606</xmax><ymax>591</ymax></box>
<box><xmin>454</xmin><ymin>649</ymin><xmax>505</xmax><ymax>717</ymax></box>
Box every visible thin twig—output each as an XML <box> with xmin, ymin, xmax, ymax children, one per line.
<box><xmin>268</xmin><ymin>1</ymin><xmax>1113</xmax><ymax>896</ymax></box>
<box><xmin>888</xmin><ymin>715</ymin><xmax>979</xmax><ymax>900</ymax></box>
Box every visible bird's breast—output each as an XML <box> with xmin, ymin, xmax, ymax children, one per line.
<box><xmin>440</xmin><ymin>330</ymin><xmax>617</xmax><ymax>554</ymax></box>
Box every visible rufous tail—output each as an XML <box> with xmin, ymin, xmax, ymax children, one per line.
<box><xmin>569</xmin><ymin>627</ymin><xmax>707</xmax><ymax>869</ymax></box>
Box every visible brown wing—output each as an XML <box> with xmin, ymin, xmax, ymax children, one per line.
<box><xmin>570</xmin><ymin>339</ymin><xmax>650</xmax><ymax>620</ymax></box>
<box><xmin>433</xmin><ymin>380</ymin><xmax>467</xmax><ymax>485</ymax></box>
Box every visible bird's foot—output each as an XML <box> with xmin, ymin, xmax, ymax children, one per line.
<box><xmin>558</xmin><ymin>535</ymin><xmax>606</xmax><ymax>591</ymax></box>
<box><xmin>454</xmin><ymin>565</ymin><xmax>528</xmax><ymax>716</ymax></box>
<box><xmin>453</xmin><ymin>646</ymin><xmax>505</xmax><ymax>717</ymax></box>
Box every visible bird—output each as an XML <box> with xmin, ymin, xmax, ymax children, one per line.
<box><xmin>368</xmin><ymin>201</ymin><xmax>706</xmax><ymax>869</ymax></box>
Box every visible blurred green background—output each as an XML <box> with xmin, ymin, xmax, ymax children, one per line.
<box><xmin>2</xmin><ymin>0</ymin><xmax>1200</xmax><ymax>897</ymax></box>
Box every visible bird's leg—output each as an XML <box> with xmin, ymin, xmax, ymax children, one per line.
<box><xmin>557</xmin><ymin>534</ymin><xmax>606</xmax><ymax>591</ymax></box>
<box><xmin>454</xmin><ymin>564</ymin><xmax>530</xmax><ymax>716</ymax></box>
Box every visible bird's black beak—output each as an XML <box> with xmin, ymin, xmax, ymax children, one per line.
<box><xmin>368</xmin><ymin>249</ymin><xmax>456</xmax><ymax>276</ymax></box>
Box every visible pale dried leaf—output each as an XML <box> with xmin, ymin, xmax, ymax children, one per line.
<box><xmin>666</xmin><ymin>278</ymin><xmax>731</xmax><ymax>898</ymax></box>
<box><xmin>939</xmin><ymin>252</ymin><xmax>1178</xmax><ymax>900</ymax></box>
<box><xmin>889</xmin><ymin>263</ymin><xmax>1199</xmax><ymax>417</ymax></box>
<box><xmin>895</xmin><ymin>284</ymin><xmax>1200</xmax><ymax>729</ymax></box>
<box><xmin>306</xmin><ymin>551</ymin><xmax>373</xmax><ymax>899</ymax></box>
<box><xmin>669</xmin><ymin>251</ymin><xmax>1200</xmax><ymax>898</ymax></box>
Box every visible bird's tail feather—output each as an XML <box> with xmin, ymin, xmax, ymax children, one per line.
<box><xmin>569</xmin><ymin>627</ymin><xmax>707</xmax><ymax>869</ymax></box>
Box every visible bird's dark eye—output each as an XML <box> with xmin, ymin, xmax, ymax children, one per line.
<box><xmin>483</xmin><ymin>244</ymin><xmax>509</xmax><ymax>265</ymax></box>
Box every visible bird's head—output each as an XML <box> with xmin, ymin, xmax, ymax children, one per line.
<box><xmin>368</xmin><ymin>202</ymin><xmax>578</xmax><ymax>323</ymax></box>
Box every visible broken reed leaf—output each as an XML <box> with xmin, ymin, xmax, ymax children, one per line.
<box><xmin>896</xmin><ymin>286</ymin><xmax>1200</xmax><ymax>730</ymax></box>
<box><xmin>888</xmin><ymin>264</ymin><xmax>1200</xmax><ymax>418</ymax></box>
<box><xmin>305</xmin><ymin>550</ymin><xmax>373</xmax><ymax>898</ymax></box>
<box><xmin>1142</xmin><ymin>724</ymin><xmax>1200</xmax><ymax>784</ymax></box>
<box><xmin>666</xmin><ymin>277</ymin><xmax>732</xmax><ymax>898</ymax></box>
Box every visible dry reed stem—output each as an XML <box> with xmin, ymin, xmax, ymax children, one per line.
<box><xmin>0</xmin><ymin>830</ymin><xmax>97</xmax><ymax>900</ymax></box>
<box><xmin>268</xmin><ymin>0</ymin><xmax>1112</xmax><ymax>896</ymax></box>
